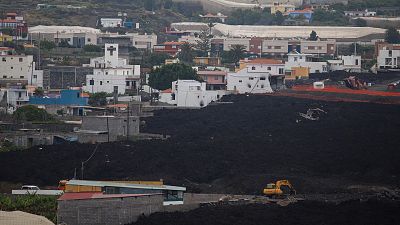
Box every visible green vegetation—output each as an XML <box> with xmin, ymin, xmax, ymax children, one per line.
<box><xmin>178</xmin><ymin>43</ymin><xmax>194</xmax><ymax>64</ymax></box>
<box><xmin>309</xmin><ymin>30</ymin><xmax>318</xmax><ymax>41</ymax></box>
<box><xmin>229</xmin><ymin>45</ymin><xmax>246</xmax><ymax>64</ymax></box>
<box><xmin>385</xmin><ymin>27</ymin><xmax>400</xmax><ymax>44</ymax></box>
<box><xmin>34</xmin><ymin>87</ymin><xmax>44</xmax><ymax>97</ymax></box>
<box><xmin>13</xmin><ymin>105</ymin><xmax>54</xmax><ymax>122</ymax></box>
<box><xmin>83</xmin><ymin>44</ymin><xmax>102</xmax><ymax>52</ymax></box>
<box><xmin>196</xmin><ymin>30</ymin><xmax>212</xmax><ymax>57</ymax></box>
<box><xmin>0</xmin><ymin>140</ymin><xmax>21</xmax><ymax>153</ymax></box>
<box><xmin>88</xmin><ymin>92</ymin><xmax>108</xmax><ymax>107</ymax></box>
<box><xmin>311</xmin><ymin>9</ymin><xmax>349</xmax><ymax>26</ymax></box>
<box><xmin>148</xmin><ymin>63</ymin><xmax>200</xmax><ymax>90</ymax></box>
<box><xmin>0</xmin><ymin>194</ymin><xmax>57</xmax><ymax>223</ymax></box>
<box><xmin>227</xmin><ymin>8</ymin><xmax>286</xmax><ymax>25</ymax></box>
<box><xmin>39</xmin><ymin>40</ymin><xmax>56</xmax><ymax>51</ymax></box>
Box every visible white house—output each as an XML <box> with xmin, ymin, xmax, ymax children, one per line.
<box><xmin>83</xmin><ymin>44</ymin><xmax>141</xmax><ymax>94</ymax></box>
<box><xmin>0</xmin><ymin>88</ymin><xmax>29</xmax><ymax>113</ymax></box>
<box><xmin>227</xmin><ymin>58</ymin><xmax>285</xmax><ymax>94</ymax></box>
<box><xmin>0</xmin><ymin>54</ymin><xmax>43</xmax><ymax>87</ymax></box>
<box><xmin>376</xmin><ymin>44</ymin><xmax>400</xmax><ymax>70</ymax></box>
<box><xmin>344</xmin><ymin>10</ymin><xmax>377</xmax><ymax>17</ymax></box>
<box><xmin>159</xmin><ymin>80</ymin><xmax>224</xmax><ymax>108</ymax></box>
<box><xmin>285</xmin><ymin>50</ymin><xmax>328</xmax><ymax>74</ymax></box>
<box><xmin>328</xmin><ymin>55</ymin><xmax>362</xmax><ymax>72</ymax></box>
<box><xmin>100</xmin><ymin>18</ymin><xmax>123</xmax><ymax>28</ymax></box>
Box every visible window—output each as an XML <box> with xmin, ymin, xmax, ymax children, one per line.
<box><xmin>279</xmin><ymin>68</ymin><xmax>284</xmax><ymax>74</ymax></box>
<box><xmin>105</xmin><ymin>72</ymin><xmax>108</xmax><ymax>75</ymax></box>
<box><xmin>214</xmin><ymin>76</ymin><xmax>219</xmax><ymax>80</ymax></box>
<box><xmin>20</xmin><ymin>76</ymin><xmax>24</xmax><ymax>78</ymax></box>
<box><xmin>89</xmin><ymin>79</ymin><xmax>94</xmax><ymax>85</ymax></box>
<box><xmin>389</xmin><ymin>50</ymin><xmax>392</xmax><ymax>57</ymax></box>
<box><xmin>251</xmin><ymin>66</ymin><xmax>256</xmax><ymax>70</ymax></box>
<box><xmin>126</xmin><ymin>81</ymin><xmax>130</xmax><ymax>86</ymax></box>
<box><xmin>10</xmin><ymin>67</ymin><xmax>13</xmax><ymax>69</ymax></box>
<box><xmin>260</xmin><ymin>77</ymin><xmax>266</xmax><ymax>80</ymax></box>
<box><xmin>249</xmin><ymin>77</ymin><xmax>254</xmax><ymax>80</ymax></box>
<box><xmin>355</xmin><ymin>59</ymin><xmax>359</xmax><ymax>65</ymax></box>
<box><xmin>107</xmin><ymin>81</ymin><xmax>110</xmax><ymax>83</ymax></box>
<box><xmin>100</xmin><ymin>81</ymin><xmax>103</xmax><ymax>85</ymax></box>
<box><xmin>294</xmin><ymin>57</ymin><xmax>298</xmax><ymax>62</ymax></box>
<box><xmin>87</xmin><ymin>38</ymin><xmax>91</xmax><ymax>42</ymax></box>
<box><xmin>19</xmin><ymin>58</ymin><xmax>23</xmax><ymax>62</ymax></box>
<box><xmin>3</xmin><ymin>76</ymin><xmax>6</xmax><ymax>78</ymax></box>
<box><xmin>33</xmin><ymin>75</ymin><xmax>37</xmax><ymax>78</ymax></box>
<box><xmin>267</xmin><ymin>67</ymin><xmax>271</xmax><ymax>70</ymax></box>
<box><xmin>239</xmin><ymin>80</ymin><xmax>242</xmax><ymax>83</ymax></box>
<box><xmin>2</xmin><ymin>58</ymin><xmax>5</xmax><ymax>62</ymax></box>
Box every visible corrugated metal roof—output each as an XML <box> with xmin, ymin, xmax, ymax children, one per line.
<box><xmin>66</xmin><ymin>180</ymin><xmax>186</xmax><ymax>191</ymax></box>
<box><xmin>58</xmin><ymin>192</ymin><xmax>160</xmax><ymax>201</ymax></box>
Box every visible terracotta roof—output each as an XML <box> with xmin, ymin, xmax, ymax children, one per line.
<box><xmin>0</xmin><ymin>19</ymin><xmax>17</xmax><ymax>23</ymax></box>
<box><xmin>106</xmin><ymin>103</ymin><xmax>128</xmax><ymax>108</ymax></box>
<box><xmin>197</xmin><ymin>70</ymin><xmax>227</xmax><ymax>76</ymax></box>
<box><xmin>58</xmin><ymin>192</ymin><xmax>159</xmax><ymax>201</ymax></box>
<box><xmin>245</xmin><ymin>58</ymin><xmax>284</xmax><ymax>65</ymax></box>
<box><xmin>80</xmin><ymin>93</ymin><xmax>90</xmax><ymax>98</ymax></box>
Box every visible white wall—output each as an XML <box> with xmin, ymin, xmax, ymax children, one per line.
<box><xmin>223</xmin><ymin>38</ymin><xmax>250</xmax><ymax>51</ymax></box>
<box><xmin>101</xmin><ymin>18</ymin><xmax>123</xmax><ymax>28</ymax></box>
<box><xmin>246</xmin><ymin>64</ymin><xmax>285</xmax><ymax>76</ymax></box>
<box><xmin>227</xmin><ymin>69</ymin><xmax>273</xmax><ymax>94</ymax></box>
<box><xmin>83</xmin><ymin>74</ymin><xmax>127</xmax><ymax>94</ymax></box>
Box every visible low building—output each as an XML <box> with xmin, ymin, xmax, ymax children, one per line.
<box><xmin>0</xmin><ymin>87</ymin><xmax>29</xmax><ymax>112</ymax></box>
<box><xmin>0</xmin><ymin>33</ymin><xmax>13</xmax><ymax>43</ymax></box>
<box><xmin>328</xmin><ymin>55</ymin><xmax>362</xmax><ymax>72</ymax></box>
<box><xmin>159</xmin><ymin>80</ymin><xmax>224</xmax><ymax>108</ymax></box>
<box><xmin>287</xmin><ymin>9</ymin><xmax>314</xmax><ymax>22</ymax></box>
<box><xmin>262</xmin><ymin>39</ymin><xmax>289</xmax><ymax>56</ymax></box>
<box><xmin>197</xmin><ymin>70</ymin><xmax>227</xmax><ymax>90</ymax></box>
<box><xmin>344</xmin><ymin>10</ymin><xmax>377</xmax><ymax>17</ymax></box>
<box><xmin>193</xmin><ymin>57</ymin><xmax>221</xmax><ymax>66</ymax></box>
<box><xmin>267</xmin><ymin>3</ymin><xmax>296</xmax><ymax>14</ymax></box>
<box><xmin>223</xmin><ymin>38</ymin><xmax>250</xmax><ymax>51</ymax></box>
<box><xmin>100</xmin><ymin>18</ymin><xmax>123</xmax><ymax>28</ymax></box>
<box><xmin>29</xmin><ymin>89</ymin><xmax>88</xmax><ymax>106</ymax></box>
<box><xmin>0</xmin><ymin>54</ymin><xmax>43</xmax><ymax>88</ymax></box>
<box><xmin>58</xmin><ymin>192</ymin><xmax>164</xmax><ymax>225</ymax></box>
<box><xmin>43</xmin><ymin>65</ymin><xmax>93</xmax><ymax>89</ymax></box>
<box><xmin>285</xmin><ymin>50</ymin><xmax>328</xmax><ymax>77</ymax></box>
<box><xmin>153</xmin><ymin>41</ymin><xmax>185</xmax><ymax>55</ymax></box>
<box><xmin>199</xmin><ymin>13</ymin><xmax>228</xmax><ymax>23</ymax></box>
<box><xmin>376</xmin><ymin>42</ymin><xmax>400</xmax><ymax>70</ymax></box>
<box><xmin>227</xmin><ymin>58</ymin><xmax>285</xmax><ymax>93</ymax></box>
<box><xmin>77</xmin><ymin>115</ymin><xmax>139</xmax><ymax>142</ymax></box>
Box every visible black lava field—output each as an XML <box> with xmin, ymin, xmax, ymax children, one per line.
<box><xmin>0</xmin><ymin>95</ymin><xmax>399</xmax><ymax>194</ymax></box>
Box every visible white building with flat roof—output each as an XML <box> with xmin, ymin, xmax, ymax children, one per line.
<box><xmin>100</xmin><ymin>18</ymin><xmax>123</xmax><ymax>28</ymax></box>
<box><xmin>83</xmin><ymin>44</ymin><xmax>140</xmax><ymax>94</ymax></box>
<box><xmin>159</xmin><ymin>80</ymin><xmax>224</xmax><ymax>108</ymax></box>
<box><xmin>285</xmin><ymin>51</ymin><xmax>328</xmax><ymax>73</ymax></box>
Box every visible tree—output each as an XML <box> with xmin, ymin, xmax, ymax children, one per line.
<box><xmin>88</xmin><ymin>92</ymin><xmax>108</xmax><ymax>107</ymax></box>
<box><xmin>196</xmin><ymin>29</ymin><xmax>211</xmax><ymax>57</ymax></box>
<box><xmin>230</xmin><ymin>45</ymin><xmax>246</xmax><ymax>64</ymax></box>
<box><xmin>148</xmin><ymin>63</ymin><xmax>199</xmax><ymax>90</ymax></box>
<box><xmin>309</xmin><ymin>30</ymin><xmax>318</xmax><ymax>41</ymax></box>
<box><xmin>40</xmin><ymin>40</ymin><xmax>56</xmax><ymax>51</ymax></box>
<box><xmin>13</xmin><ymin>105</ymin><xmax>54</xmax><ymax>122</ymax></box>
<box><xmin>273</xmin><ymin>11</ymin><xmax>285</xmax><ymax>25</ymax></box>
<box><xmin>178</xmin><ymin>43</ymin><xmax>194</xmax><ymax>63</ymax></box>
<box><xmin>385</xmin><ymin>27</ymin><xmax>400</xmax><ymax>44</ymax></box>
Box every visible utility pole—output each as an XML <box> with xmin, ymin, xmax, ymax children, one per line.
<box><xmin>126</xmin><ymin>102</ymin><xmax>130</xmax><ymax>141</ymax></box>
<box><xmin>106</xmin><ymin>116</ymin><xmax>110</xmax><ymax>142</ymax></box>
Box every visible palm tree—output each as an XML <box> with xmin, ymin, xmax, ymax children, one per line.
<box><xmin>230</xmin><ymin>44</ymin><xmax>246</xmax><ymax>64</ymax></box>
<box><xmin>178</xmin><ymin>43</ymin><xmax>194</xmax><ymax>63</ymax></box>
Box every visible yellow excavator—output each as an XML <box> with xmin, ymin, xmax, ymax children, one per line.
<box><xmin>263</xmin><ymin>180</ymin><xmax>296</xmax><ymax>198</ymax></box>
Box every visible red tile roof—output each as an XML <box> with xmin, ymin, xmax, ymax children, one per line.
<box><xmin>161</xmin><ymin>88</ymin><xmax>172</xmax><ymax>93</ymax></box>
<box><xmin>163</xmin><ymin>41</ymin><xmax>185</xmax><ymax>45</ymax></box>
<box><xmin>58</xmin><ymin>192</ymin><xmax>160</xmax><ymax>201</ymax></box>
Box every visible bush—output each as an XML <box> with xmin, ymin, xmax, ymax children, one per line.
<box><xmin>148</xmin><ymin>63</ymin><xmax>200</xmax><ymax>90</ymax></box>
<box><xmin>88</xmin><ymin>92</ymin><xmax>108</xmax><ymax>106</ymax></box>
<box><xmin>83</xmin><ymin>44</ymin><xmax>102</xmax><ymax>52</ymax></box>
<box><xmin>13</xmin><ymin>105</ymin><xmax>54</xmax><ymax>122</ymax></box>
<box><xmin>0</xmin><ymin>194</ymin><xmax>57</xmax><ymax>223</ymax></box>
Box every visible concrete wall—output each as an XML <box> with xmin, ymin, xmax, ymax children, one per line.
<box><xmin>81</xmin><ymin>116</ymin><xmax>140</xmax><ymax>137</ymax></box>
<box><xmin>57</xmin><ymin>194</ymin><xmax>164</xmax><ymax>225</ymax></box>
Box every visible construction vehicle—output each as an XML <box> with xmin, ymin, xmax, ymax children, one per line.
<box><xmin>344</xmin><ymin>76</ymin><xmax>367</xmax><ymax>90</ymax></box>
<box><xmin>263</xmin><ymin>180</ymin><xmax>296</xmax><ymax>198</ymax></box>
